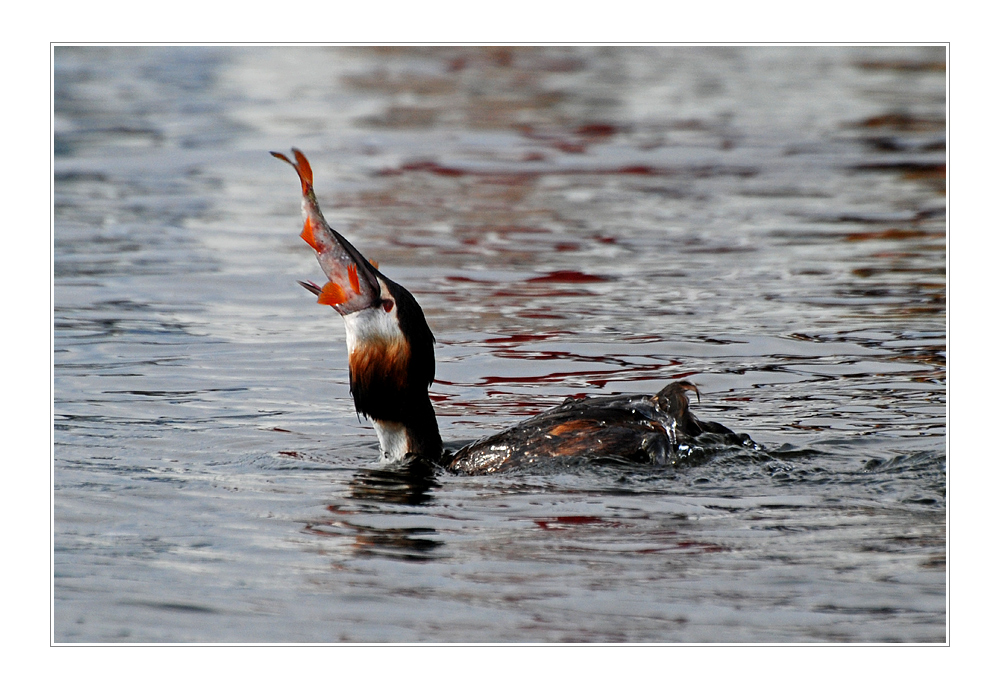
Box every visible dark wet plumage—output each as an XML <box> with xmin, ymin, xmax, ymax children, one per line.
<box><xmin>449</xmin><ymin>380</ymin><xmax>752</xmax><ymax>474</ymax></box>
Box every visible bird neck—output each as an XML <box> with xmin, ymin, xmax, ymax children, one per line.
<box><xmin>342</xmin><ymin>287</ymin><xmax>442</xmax><ymax>462</ymax></box>
<box><xmin>371</xmin><ymin>405</ymin><xmax>442</xmax><ymax>463</ymax></box>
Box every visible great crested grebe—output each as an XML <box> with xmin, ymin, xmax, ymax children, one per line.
<box><xmin>272</xmin><ymin>149</ymin><xmax>752</xmax><ymax>474</ymax></box>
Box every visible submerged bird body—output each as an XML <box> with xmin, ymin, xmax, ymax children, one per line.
<box><xmin>272</xmin><ymin>149</ymin><xmax>748</xmax><ymax>474</ymax></box>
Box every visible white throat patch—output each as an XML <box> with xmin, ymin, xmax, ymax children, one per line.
<box><xmin>341</xmin><ymin>281</ymin><xmax>403</xmax><ymax>357</ymax></box>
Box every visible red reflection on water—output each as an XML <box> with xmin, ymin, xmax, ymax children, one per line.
<box><xmin>617</xmin><ymin>165</ymin><xmax>659</xmax><ymax>175</ymax></box>
<box><xmin>535</xmin><ymin>515</ymin><xmax>606</xmax><ymax>530</ymax></box>
<box><xmin>527</xmin><ymin>270</ymin><xmax>605</xmax><ymax>283</ymax></box>
<box><xmin>845</xmin><ymin>228</ymin><xmax>945</xmax><ymax>242</ymax></box>
<box><xmin>484</xmin><ymin>332</ymin><xmax>569</xmax><ymax>344</ymax></box>
<box><xmin>576</xmin><ymin>123</ymin><xmax>618</xmax><ymax>138</ymax></box>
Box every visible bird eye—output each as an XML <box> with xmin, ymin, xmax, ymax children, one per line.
<box><xmin>382</xmin><ymin>299</ymin><xmax>395</xmax><ymax>313</ymax></box>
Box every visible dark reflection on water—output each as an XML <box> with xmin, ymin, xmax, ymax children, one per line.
<box><xmin>304</xmin><ymin>512</ymin><xmax>444</xmax><ymax>563</ymax></box>
<box><xmin>54</xmin><ymin>46</ymin><xmax>945</xmax><ymax>643</ymax></box>
<box><xmin>348</xmin><ymin>459</ymin><xmax>440</xmax><ymax>506</ymax></box>
<box><xmin>302</xmin><ymin>461</ymin><xmax>445</xmax><ymax>562</ymax></box>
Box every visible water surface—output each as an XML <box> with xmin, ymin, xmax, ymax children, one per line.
<box><xmin>54</xmin><ymin>46</ymin><xmax>946</xmax><ymax>643</ymax></box>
